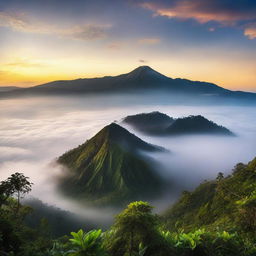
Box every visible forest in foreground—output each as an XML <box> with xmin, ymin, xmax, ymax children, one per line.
<box><xmin>0</xmin><ymin>157</ymin><xmax>255</xmax><ymax>256</ymax></box>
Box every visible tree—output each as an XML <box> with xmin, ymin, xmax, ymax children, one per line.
<box><xmin>0</xmin><ymin>180</ymin><xmax>14</xmax><ymax>207</ymax></box>
<box><xmin>0</xmin><ymin>173</ymin><xmax>33</xmax><ymax>255</ymax></box>
<box><xmin>216</xmin><ymin>172</ymin><xmax>224</xmax><ymax>182</ymax></box>
<box><xmin>0</xmin><ymin>172</ymin><xmax>33</xmax><ymax>214</ymax></box>
<box><xmin>105</xmin><ymin>201</ymin><xmax>171</xmax><ymax>256</ymax></box>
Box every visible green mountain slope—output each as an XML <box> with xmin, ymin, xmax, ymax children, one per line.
<box><xmin>123</xmin><ymin>112</ymin><xmax>233</xmax><ymax>136</ymax></box>
<box><xmin>166</xmin><ymin>115</ymin><xmax>233</xmax><ymax>135</ymax></box>
<box><xmin>57</xmin><ymin>123</ymin><xmax>165</xmax><ymax>205</ymax></box>
<box><xmin>163</xmin><ymin>157</ymin><xmax>256</xmax><ymax>234</ymax></box>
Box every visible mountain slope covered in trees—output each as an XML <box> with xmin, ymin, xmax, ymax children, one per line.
<box><xmin>123</xmin><ymin>112</ymin><xmax>233</xmax><ymax>136</ymax></box>
<box><xmin>57</xmin><ymin>123</ymin><xmax>165</xmax><ymax>205</ymax></box>
<box><xmin>1</xmin><ymin>157</ymin><xmax>256</xmax><ymax>256</ymax></box>
<box><xmin>166</xmin><ymin>115</ymin><xmax>233</xmax><ymax>135</ymax></box>
<box><xmin>163</xmin><ymin>157</ymin><xmax>256</xmax><ymax>234</ymax></box>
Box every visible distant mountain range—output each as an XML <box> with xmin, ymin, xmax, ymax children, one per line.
<box><xmin>123</xmin><ymin>112</ymin><xmax>234</xmax><ymax>136</ymax></box>
<box><xmin>1</xmin><ymin>66</ymin><xmax>256</xmax><ymax>102</ymax></box>
<box><xmin>0</xmin><ymin>86</ymin><xmax>21</xmax><ymax>92</ymax></box>
<box><xmin>57</xmin><ymin>123</ymin><xmax>165</xmax><ymax>206</ymax></box>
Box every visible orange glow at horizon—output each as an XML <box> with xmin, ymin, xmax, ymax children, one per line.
<box><xmin>0</xmin><ymin>55</ymin><xmax>255</xmax><ymax>91</ymax></box>
<box><xmin>0</xmin><ymin>63</ymin><xmax>255</xmax><ymax>92</ymax></box>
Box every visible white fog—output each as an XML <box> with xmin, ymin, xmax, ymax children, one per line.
<box><xmin>1</xmin><ymin>93</ymin><xmax>256</xmax><ymax>224</ymax></box>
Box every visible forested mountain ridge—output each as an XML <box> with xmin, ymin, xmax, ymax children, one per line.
<box><xmin>57</xmin><ymin>123</ymin><xmax>165</xmax><ymax>205</ymax></box>
<box><xmin>166</xmin><ymin>115</ymin><xmax>233</xmax><ymax>135</ymax></box>
<box><xmin>163</xmin><ymin>157</ymin><xmax>256</xmax><ymax>234</ymax></box>
<box><xmin>123</xmin><ymin>112</ymin><xmax>233</xmax><ymax>136</ymax></box>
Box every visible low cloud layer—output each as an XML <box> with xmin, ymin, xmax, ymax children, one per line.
<box><xmin>0</xmin><ymin>94</ymin><xmax>256</xmax><ymax>221</ymax></box>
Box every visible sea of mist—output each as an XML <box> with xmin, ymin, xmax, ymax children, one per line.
<box><xmin>0</xmin><ymin>93</ymin><xmax>256</xmax><ymax>226</ymax></box>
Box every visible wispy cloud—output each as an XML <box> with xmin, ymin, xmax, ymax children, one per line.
<box><xmin>107</xmin><ymin>42</ymin><xmax>123</xmax><ymax>50</ymax></box>
<box><xmin>142</xmin><ymin>1</ymin><xmax>248</xmax><ymax>25</ymax></box>
<box><xmin>59</xmin><ymin>24</ymin><xmax>108</xmax><ymax>41</ymax></box>
<box><xmin>0</xmin><ymin>11</ymin><xmax>109</xmax><ymax>41</ymax></box>
<box><xmin>0</xmin><ymin>11</ymin><xmax>35</xmax><ymax>32</ymax></box>
<box><xmin>140</xmin><ymin>0</ymin><xmax>256</xmax><ymax>39</ymax></box>
<box><xmin>6</xmin><ymin>60</ymin><xmax>45</xmax><ymax>68</ymax></box>
<box><xmin>138</xmin><ymin>37</ymin><xmax>160</xmax><ymax>45</ymax></box>
<box><xmin>244</xmin><ymin>23</ymin><xmax>256</xmax><ymax>39</ymax></box>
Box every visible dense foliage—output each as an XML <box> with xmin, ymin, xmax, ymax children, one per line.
<box><xmin>1</xmin><ymin>157</ymin><xmax>255</xmax><ymax>255</ymax></box>
<box><xmin>104</xmin><ymin>201</ymin><xmax>170</xmax><ymax>256</ymax></box>
<box><xmin>164</xmin><ymin>158</ymin><xmax>256</xmax><ymax>235</ymax></box>
<box><xmin>0</xmin><ymin>173</ymin><xmax>51</xmax><ymax>256</ymax></box>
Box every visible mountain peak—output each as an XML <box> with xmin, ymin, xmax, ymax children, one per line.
<box><xmin>104</xmin><ymin>122</ymin><xmax>124</xmax><ymax>133</ymax></box>
<box><xmin>100</xmin><ymin>122</ymin><xmax>132</xmax><ymax>142</ymax></box>
<box><xmin>100</xmin><ymin>122</ymin><xmax>130</xmax><ymax>138</ymax></box>
<box><xmin>133</xmin><ymin>65</ymin><xmax>154</xmax><ymax>72</ymax></box>
<box><xmin>122</xmin><ymin>112</ymin><xmax>174</xmax><ymax>135</ymax></box>
<box><xmin>125</xmin><ymin>66</ymin><xmax>168</xmax><ymax>81</ymax></box>
<box><xmin>97</xmin><ymin>122</ymin><xmax>162</xmax><ymax>152</ymax></box>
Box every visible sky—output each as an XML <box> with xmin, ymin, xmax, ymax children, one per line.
<box><xmin>0</xmin><ymin>0</ymin><xmax>256</xmax><ymax>91</ymax></box>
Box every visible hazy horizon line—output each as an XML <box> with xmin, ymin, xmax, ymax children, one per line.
<box><xmin>1</xmin><ymin>65</ymin><xmax>256</xmax><ymax>93</ymax></box>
